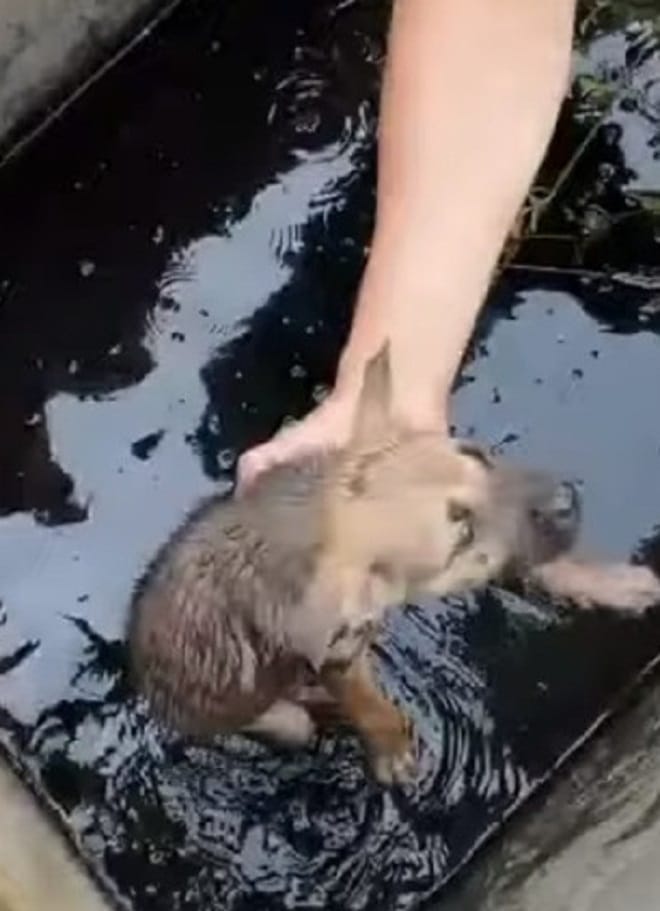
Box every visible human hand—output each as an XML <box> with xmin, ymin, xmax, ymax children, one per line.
<box><xmin>236</xmin><ymin>386</ymin><xmax>360</xmax><ymax>495</ymax></box>
<box><xmin>236</xmin><ymin>337</ymin><xmax>453</xmax><ymax>496</ymax></box>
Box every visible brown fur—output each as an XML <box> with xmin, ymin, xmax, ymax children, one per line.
<box><xmin>127</xmin><ymin>347</ymin><xmax>660</xmax><ymax>785</ymax></box>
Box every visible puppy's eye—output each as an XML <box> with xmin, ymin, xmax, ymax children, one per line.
<box><xmin>457</xmin><ymin>443</ymin><xmax>493</xmax><ymax>470</ymax></box>
<box><xmin>448</xmin><ymin>501</ymin><xmax>474</xmax><ymax>548</ymax></box>
<box><xmin>448</xmin><ymin>501</ymin><xmax>471</xmax><ymax>523</ymax></box>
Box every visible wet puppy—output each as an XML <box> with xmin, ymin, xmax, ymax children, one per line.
<box><xmin>128</xmin><ymin>348</ymin><xmax>660</xmax><ymax>785</ymax></box>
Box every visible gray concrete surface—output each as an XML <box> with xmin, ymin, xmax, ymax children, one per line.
<box><xmin>442</xmin><ymin>666</ymin><xmax>660</xmax><ymax>911</ymax></box>
<box><xmin>0</xmin><ymin>0</ymin><xmax>165</xmax><ymax>155</ymax></box>
<box><xmin>0</xmin><ymin>756</ymin><xmax>114</xmax><ymax>911</ymax></box>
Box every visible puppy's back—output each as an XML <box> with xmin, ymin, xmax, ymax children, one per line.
<box><xmin>128</xmin><ymin>461</ymin><xmax>330</xmax><ymax>737</ymax></box>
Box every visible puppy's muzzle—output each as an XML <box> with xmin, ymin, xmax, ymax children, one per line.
<box><xmin>530</xmin><ymin>479</ymin><xmax>581</xmax><ymax>560</ymax></box>
<box><xmin>548</xmin><ymin>480</ymin><xmax>580</xmax><ymax>528</ymax></box>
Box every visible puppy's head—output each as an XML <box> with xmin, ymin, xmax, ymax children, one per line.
<box><xmin>324</xmin><ymin>346</ymin><xmax>581</xmax><ymax>601</ymax></box>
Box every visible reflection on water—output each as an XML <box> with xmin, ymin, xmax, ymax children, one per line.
<box><xmin>0</xmin><ymin>0</ymin><xmax>660</xmax><ymax>909</ymax></box>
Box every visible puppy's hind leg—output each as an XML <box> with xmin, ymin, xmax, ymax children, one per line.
<box><xmin>242</xmin><ymin>700</ymin><xmax>317</xmax><ymax>748</ymax></box>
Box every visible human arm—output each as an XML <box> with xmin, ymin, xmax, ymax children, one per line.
<box><xmin>238</xmin><ymin>0</ymin><xmax>577</xmax><ymax>488</ymax></box>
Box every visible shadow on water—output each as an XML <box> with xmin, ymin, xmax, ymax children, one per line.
<box><xmin>1</xmin><ymin>0</ymin><xmax>660</xmax><ymax>908</ymax></box>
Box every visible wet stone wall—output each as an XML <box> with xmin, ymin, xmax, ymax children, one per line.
<box><xmin>0</xmin><ymin>0</ymin><xmax>164</xmax><ymax>158</ymax></box>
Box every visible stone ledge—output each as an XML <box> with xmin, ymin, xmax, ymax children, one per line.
<box><xmin>0</xmin><ymin>0</ymin><xmax>167</xmax><ymax>160</ymax></box>
<box><xmin>442</xmin><ymin>670</ymin><xmax>660</xmax><ymax>911</ymax></box>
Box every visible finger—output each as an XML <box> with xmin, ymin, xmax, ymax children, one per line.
<box><xmin>236</xmin><ymin>446</ymin><xmax>275</xmax><ymax>495</ymax></box>
<box><xmin>236</xmin><ymin>428</ymin><xmax>302</xmax><ymax>494</ymax></box>
<box><xmin>236</xmin><ymin>400</ymin><xmax>345</xmax><ymax>495</ymax></box>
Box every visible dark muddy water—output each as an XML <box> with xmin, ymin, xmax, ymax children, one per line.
<box><xmin>1</xmin><ymin>1</ymin><xmax>660</xmax><ymax>909</ymax></box>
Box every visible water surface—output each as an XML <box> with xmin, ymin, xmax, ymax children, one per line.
<box><xmin>1</xmin><ymin>2</ymin><xmax>660</xmax><ymax>909</ymax></box>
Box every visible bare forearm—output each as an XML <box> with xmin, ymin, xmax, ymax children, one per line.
<box><xmin>338</xmin><ymin>0</ymin><xmax>577</xmax><ymax>426</ymax></box>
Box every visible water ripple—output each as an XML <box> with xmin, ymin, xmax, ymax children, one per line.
<box><xmin>5</xmin><ymin>588</ymin><xmax>533</xmax><ymax>911</ymax></box>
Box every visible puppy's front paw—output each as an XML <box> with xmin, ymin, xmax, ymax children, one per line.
<box><xmin>601</xmin><ymin>564</ymin><xmax>660</xmax><ymax>613</ymax></box>
<box><xmin>532</xmin><ymin>559</ymin><xmax>660</xmax><ymax>614</ymax></box>
<box><xmin>368</xmin><ymin>711</ymin><xmax>417</xmax><ymax>786</ymax></box>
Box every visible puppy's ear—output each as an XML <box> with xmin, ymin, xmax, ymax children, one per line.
<box><xmin>349</xmin><ymin>344</ymin><xmax>392</xmax><ymax>450</ymax></box>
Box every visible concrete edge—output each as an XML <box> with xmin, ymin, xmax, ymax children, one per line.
<box><xmin>0</xmin><ymin>0</ymin><xmax>183</xmax><ymax>169</ymax></box>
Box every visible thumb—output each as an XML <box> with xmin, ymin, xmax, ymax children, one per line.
<box><xmin>235</xmin><ymin>426</ymin><xmax>301</xmax><ymax>495</ymax></box>
<box><xmin>235</xmin><ymin>444</ymin><xmax>277</xmax><ymax>495</ymax></box>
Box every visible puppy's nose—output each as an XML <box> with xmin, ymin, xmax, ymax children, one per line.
<box><xmin>548</xmin><ymin>481</ymin><xmax>580</xmax><ymax>524</ymax></box>
<box><xmin>528</xmin><ymin>479</ymin><xmax>582</xmax><ymax>562</ymax></box>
